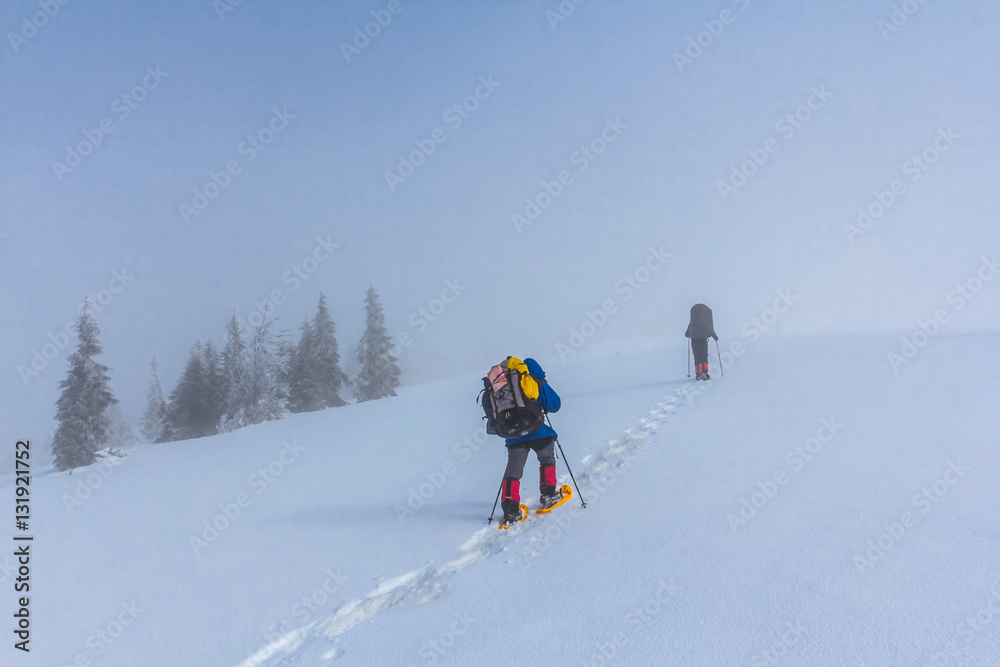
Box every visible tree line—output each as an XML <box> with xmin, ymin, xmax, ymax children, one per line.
<box><xmin>51</xmin><ymin>286</ymin><xmax>400</xmax><ymax>471</ymax></box>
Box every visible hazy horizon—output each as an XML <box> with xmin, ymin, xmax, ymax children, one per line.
<box><xmin>3</xmin><ymin>0</ymin><xmax>998</xmax><ymax>461</ymax></box>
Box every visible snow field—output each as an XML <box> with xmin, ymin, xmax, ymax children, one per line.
<box><xmin>8</xmin><ymin>331</ymin><xmax>998</xmax><ymax>665</ymax></box>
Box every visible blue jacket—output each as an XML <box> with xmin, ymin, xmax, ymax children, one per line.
<box><xmin>505</xmin><ymin>358</ymin><xmax>561</xmax><ymax>447</ymax></box>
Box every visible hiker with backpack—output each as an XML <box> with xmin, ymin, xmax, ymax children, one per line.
<box><xmin>479</xmin><ymin>356</ymin><xmax>564</xmax><ymax>526</ymax></box>
<box><xmin>685</xmin><ymin>303</ymin><xmax>718</xmax><ymax>381</ymax></box>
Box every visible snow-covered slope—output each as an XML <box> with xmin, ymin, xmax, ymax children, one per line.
<box><xmin>13</xmin><ymin>332</ymin><xmax>998</xmax><ymax>666</ymax></box>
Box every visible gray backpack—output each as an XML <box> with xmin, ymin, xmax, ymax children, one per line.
<box><xmin>478</xmin><ymin>359</ymin><xmax>544</xmax><ymax>439</ymax></box>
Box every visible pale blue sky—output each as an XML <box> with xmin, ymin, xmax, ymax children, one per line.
<box><xmin>2</xmin><ymin>1</ymin><xmax>998</xmax><ymax>454</ymax></box>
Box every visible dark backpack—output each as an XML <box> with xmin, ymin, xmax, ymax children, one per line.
<box><xmin>478</xmin><ymin>358</ymin><xmax>545</xmax><ymax>439</ymax></box>
<box><xmin>685</xmin><ymin>303</ymin><xmax>717</xmax><ymax>340</ymax></box>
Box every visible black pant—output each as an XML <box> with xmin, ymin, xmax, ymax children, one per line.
<box><xmin>691</xmin><ymin>338</ymin><xmax>709</xmax><ymax>365</ymax></box>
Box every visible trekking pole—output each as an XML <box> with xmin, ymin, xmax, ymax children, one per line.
<box><xmin>487</xmin><ymin>482</ymin><xmax>502</xmax><ymax>525</ymax></box>
<box><xmin>546</xmin><ymin>415</ymin><xmax>586</xmax><ymax>508</ymax></box>
<box><xmin>716</xmin><ymin>339</ymin><xmax>724</xmax><ymax>377</ymax></box>
<box><xmin>555</xmin><ymin>438</ymin><xmax>586</xmax><ymax>508</ymax></box>
<box><xmin>686</xmin><ymin>338</ymin><xmax>691</xmax><ymax>378</ymax></box>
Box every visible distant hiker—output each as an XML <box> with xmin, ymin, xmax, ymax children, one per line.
<box><xmin>685</xmin><ymin>304</ymin><xmax>718</xmax><ymax>381</ymax></box>
<box><xmin>479</xmin><ymin>357</ymin><xmax>562</xmax><ymax>525</ymax></box>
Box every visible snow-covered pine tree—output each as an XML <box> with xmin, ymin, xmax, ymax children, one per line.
<box><xmin>105</xmin><ymin>403</ymin><xmax>130</xmax><ymax>448</ymax></box>
<box><xmin>219</xmin><ymin>317</ymin><xmax>288</xmax><ymax>431</ymax></box>
<box><xmin>308</xmin><ymin>292</ymin><xmax>349</xmax><ymax>408</ymax></box>
<box><xmin>285</xmin><ymin>319</ymin><xmax>316</xmax><ymax>413</ymax></box>
<box><xmin>140</xmin><ymin>356</ymin><xmax>167</xmax><ymax>441</ymax></box>
<box><xmin>275</xmin><ymin>338</ymin><xmax>296</xmax><ymax>411</ymax></box>
<box><xmin>51</xmin><ymin>299</ymin><xmax>119</xmax><ymax>471</ymax></box>
<box><xmin>202</xmin><ymin>340</ymin><xmax>225</xmax><ymax>432</ymax></box>
<box><xmin>221</xmin><ymin>313</ymin><xmax>247</xmax><ymax>425</ymax></box>
<box><xmin>355</xmin><ymin>284</ymin><xmax>400</xmax><ymax>402</ymax></box>
<box><xmin>162</xmin><ymin>342</ymin><xmax>214</xmax><ymax>441</ymax></box>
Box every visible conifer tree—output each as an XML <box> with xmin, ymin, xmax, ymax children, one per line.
<box><xmin>219</xmin><ymin>317</ymin><xmax>288</xmax><ymax>431</ymax></box>
<box><xmin>202</xmin><ymin>340</ymin><xmax>225</xmax><ymax>431</ymax></box>
<box><xmin>221</xmin><ymin>314</ymin><xmax>247</xmax><ymax>424</ymax></box>
<box><xmin>287</xmin><ymin>293</ymin><xmax>349</xmax><ymax>412</ymax></box>
<box><xmin>309</xmin><ymin>292</ymin><xmax>350</xmax><ymax>408</ymax></box>
<box><xmin>355</xmin><ymin>285</ymin><xmax>401</xmax><ymax>402</ymax></box>
<box><xmin>141</xmin><ymin>357</ymin><xmax>167</xmax><ymax>442</ymax></box>
<box><xmin>286</xmin><ymin>319</ymin><xmax>316</xmax><ymax>413</ymax></box>
<box><xmin>162</xmin><ymin>342</ymin><xmax>216</xmax><ymax>440</ymax></box>
<box><xmin>275</xmin><ymin>338</ymin><xmax>296</xmax><ymax>410</ymax></box>
<box><xmin>52</xmin><ymin>300</ymin><xmax>119</xmax><ymax>471</ymax></box>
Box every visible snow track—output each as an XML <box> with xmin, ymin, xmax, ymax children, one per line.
<box><xmin>235</xmin><ymin>381</ymin><xmax>709</xmax><ymax>666</ymax></box>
